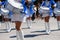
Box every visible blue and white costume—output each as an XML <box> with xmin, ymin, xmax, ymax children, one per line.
<box><xmin>39</xmin><ymin>0</ymin><xmax>56</xmax><ymax>17</ymax></box>
<box><xmin>2</xmin><ymin>0</ymin><xmax>25</xmax><ymax>40</ymax></box>
<box><xmin>0</xmin><ymin>0</ymin><xmax>5</xmax><ymax>15</ymax></box>
<box><xmin>0</xmin><ymin>0</ymin><xmax>10</xmax><ymax>18</ymax></box>
<box><xmin>54</xmin><ymin>1</ymin><xmax>60</xmax><ymax>30</ymax></box>
<box><xmin>0</xmin><ymin>0</ymin><xmax>12</xmax><ymax>32</ymax></box>
<box><xmin>38</xmin><ymin>0</ymin><xmax>56</xmax><ymax>34</ymax></box>
<box><xmin>23</xmin><ymin>0</ymin><xmax>35</xmax><ymax>29</ymax></box>
<box><xmin>0</xmin><ymin>0</ymin><xmax>5</xmax><ymax>6</ymax></box>
<box><xmin>3</xmin><ymin>0</ymin><xmax>26</xmax><ymax>22</ymax></box>
<box><xmin>54</xmin><ymin>1</ymin><xmax>60</xmax><ymax>16</ymax></box>
<box><xmin>23</xmin><ymin>0</ymin><xmax>35</xmax><ymax>17</ymax></box>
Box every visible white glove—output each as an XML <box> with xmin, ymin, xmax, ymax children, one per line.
<box><xmin>54</xmin><ymin>4</ymin><xmax>57</xmax><ymax>7</ymax></box>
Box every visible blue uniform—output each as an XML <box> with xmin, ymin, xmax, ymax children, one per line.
<box><xmin>22</xmin><ymin>0</ymin><xmax>35</xmax><ymax>17</ymax></box>
<box><xmin>0</xmin><ymin>0</ymin><xmax>13</xmax><ymax>18</ymax></box>
<box><xmin>40</xmin><ymin>0</ymin><xmax>56</xmax><ymax>16</ymax></box>
<box><xmin>3</xmin><ymin>0</ymin><xmax>13</xmax><ymax>17</ymax></box>
<box><xmin>0</xmin><ymin>1</ymin><xmax>5</xmax><ymax>15</ymax></box>
<box><xmin>0</xmin><ymin>1</ymin><xmax>5</xmax><ymax>5</ymax></box>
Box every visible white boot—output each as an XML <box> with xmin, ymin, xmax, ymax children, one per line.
<box><xmin>5</xmin><ymin>22</ymin><xmax>11</xmax><ymax>32</ymax></box>
<box><xmin>16</xmin><ymin>30</ymin><xmax>24</xmax><ymax>40</ymax></box>
<box><xmin>23</xmin><ymin>16</ymin><xmax>27</xmax><ymax>22</ymax></box>
<box><xmin>57</xmin><ymin>21</ymin><xmax>60</xmax><ymax>30</ymax></box>
<box><xmin>26</xmin><ymin>20</ymin><xmax>31</xmax><ymax>29</ymax></box>
<box><xmin>45</xmin><ymin>22</ymin><xmax>50</xmax><ymax>34</ymax></box>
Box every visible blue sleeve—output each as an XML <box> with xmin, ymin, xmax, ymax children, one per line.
<box><xmin>51</xmin><ymin>0</ymin><xmax>56</xmax><ymax>5</ymax></box>
<box><xmin>24</xmin><ymin>5</ymin><xmax>26</xmax><ymax>13</ymax></box>
<box><xmin>0</xmin><ymin>1</ymin><xmax>5</xmax><ymax>5</ymax></box>
<box><xmin>32</xmin><ymin>0</ymin><xmax>36</xmax><ymax>2</ymax></box>
<box><xmin>9</xmin><ymin>11</ymin><xmax>13</xmax><ymax>17</ymax></box>
<box><xmin>21</xmin><ymin>0</ymin><xmax>26</xmax><ymax>14</ymax></box>
<box><xmin>49</xmin><ymin>8</ymin><xmax>53</xmax><ymax>16</ymax></box>
<box><xmin>41</xmin><ymin>1</ymin><xmax>45</xmax><ymax>6</ymax></box>
<box><xmin>48</xmin><ymin>2</ymin><xmax>51</xmax><ymax>8</ymax></box>
<box><xmin>21</xmin><ymin>0</ymin><xmax>25</xmax><ymax>5</ymax></box>
<box><xmin>30</xmin><ymin>5</ymin><xmax>34</xmax><ymax>14</ymax></box>
<box><xmin>0</xmin><ymin>2</ymin><xmax>3</xmax><ymax>5</ymax></box>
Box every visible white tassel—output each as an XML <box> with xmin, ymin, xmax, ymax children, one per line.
<box><xmin>45</xmin><ymin>22</ymin><xmax>50</xmax><ymax>34</ymax></box>
<box><xmin>16</xmin><ymin>30</ymin><xmax>24</xmax><ymax>40</ymax></box>
<box><xmin>57</xmin><ymin>21</ymin><xmax>60</xmax><ymax>30</ymax></box>
<box><xmin>26</xmin><ymin>20</ymin><xmax>31</xmax><ymax>29</ymax></box>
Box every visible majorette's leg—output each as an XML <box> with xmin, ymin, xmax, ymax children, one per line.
<box><xmin>26</xmin><ymin>19</ymin><xmax>31</xmax><ymax>29</ymax></box>
<box><xmin>4</xmin><ymin>18</ymin><xmax>11</xmax><ymax>32</ymax></box>
<box><xmin>15</xmin><ymin>21</ymin><xmax>24</xmax><ymax>40</ymax></box>
<box><xmin>16</xmin><ymin>30</ymin><xmax>24</xmax><ymax>40</ymax></box>
<box><xmin>0</xmin><ymin>21</ymin><xmax>1</xmax><ymax>27</ymax></box>
<box><xmin>44</xmin><ymin>16</ymin><xmax>50</xmax><ymax>34</ymax></box>
<box><xmin>0</xmin><ymin>8</ymin><xmax>2</xmax><ymax>27</ymax></box>
<box><xmin>56</xmin><ymin>16</ymin><xmax>60</xmax><ymax>30</ymax></box>
<box><xmin>26</xmin><ymin>16</ymin><xmax>32</xmax><ymax>29</ymax></box>
<box><xmin>0</xmin><ymin>14</ymin><xmax>2</xmax><ymax>27</ymax></box>
<box><xmin>5</xmin><ymin>21</ymin><xmax>11</xmax><ymax>32</ymax></box>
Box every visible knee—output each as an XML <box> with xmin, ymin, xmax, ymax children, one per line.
<box><xmin>44</xmin><ymin>16</ymin><xmax>50</xmax><ymax>22</ymax></box>
<box><xmin>16</xmin><ymin>27</ymin><xmax>21</xmax><ymax>31</ymax></box>
<box><xmin>15</xmin><ymin>21</ymin><xmax>22</xmax><ymax>31</ymax></box>
<box><xmin>56</xmin><ymin>16</ymin><xmax>60</xmax><ymax>21</ymax></box>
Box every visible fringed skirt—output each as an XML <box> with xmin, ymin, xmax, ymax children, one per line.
<box><xmin>39</xmin><ymin>6</ymin><xmax>50</xmax><ymax>17</ymax></box>
<box><xmin>54</xmin><ymin>8</ymin><xmax>60</xmax><ymax>16</ymax></box>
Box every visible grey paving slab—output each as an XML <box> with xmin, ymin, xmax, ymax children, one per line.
<box><xmin>0</xmin><ymin>17</ymin><xmax>60</xmax><ymax>40</ymax></box>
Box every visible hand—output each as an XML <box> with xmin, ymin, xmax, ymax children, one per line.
<box><xmin>54</xmin><ymin>4</ymin><xmax>56</xmax><ymax>7</ymax></box>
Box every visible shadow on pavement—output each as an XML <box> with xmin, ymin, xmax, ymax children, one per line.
<box><xmin>31</xmin><ymin>29</ymin><xmax>60</xmax><ymax>33</ymax></box>
<box><xmin>10</xmin><ymin>33</ymin><xmax>49</xmax><ymax>38</ymax></box>
<box><xmin>0</xmin><ymin>29</ymin><xmax>8</xmax><ymax>33</ymax></box>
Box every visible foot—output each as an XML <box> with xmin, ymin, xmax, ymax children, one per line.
<box><xmin>46</xmin><ymin>30</ymin><xmax>51</xmax><ymax>35</ymax></box>
<box><xmin>6</xmin><ymin>28</ymin><xmax>11</xmax><ymax>32</ymax></box>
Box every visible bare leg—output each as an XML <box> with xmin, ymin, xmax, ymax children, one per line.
<box><xmin>15</xmin><ymin>21</ymin><xmax>24</xmax><ymax>40</ymax></box>
<box><xmin>44</xmin><ymin>16</ymin><xmax>50</xmax><ymax>34</ymax></box>
<box><xmin>56</xmin><ymin>16</ymin><xmax>60</xmax><ymax>30</ymax></box>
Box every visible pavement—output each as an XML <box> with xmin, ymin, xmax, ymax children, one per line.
<box><xmin>0</xmin><ymin>17</ymin><xmax>60</xmax><ymax>40</ymax></box>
